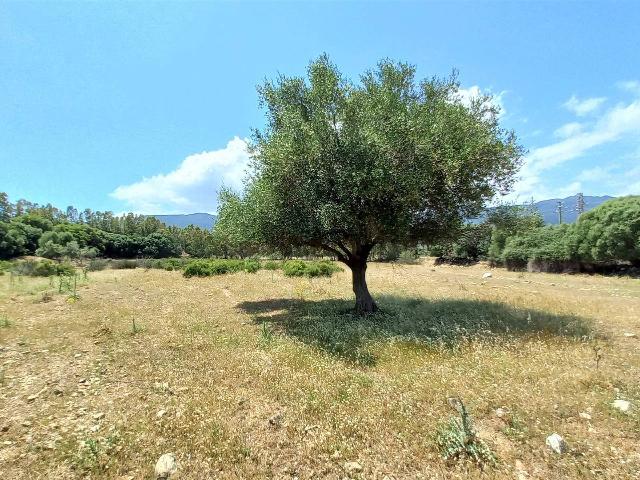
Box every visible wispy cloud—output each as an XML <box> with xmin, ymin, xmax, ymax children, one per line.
<box><xmin>553</xmin><ymin>122</ymin><xmax>583</xmax><ymax>138</ymax></box>
<box><xmin>563</xmin><ymin>95</ymin><xmax>606</xmax><ymax>116</ymax></box>
<box><xmin>110</xmin><ymin>137</ymin><xmax>250</xmax><ymax>214</ymax></box>
<box><xmin>511</xmin><ymin>87</ymin><xmax>640</xmax><ymax>200</ymax></box>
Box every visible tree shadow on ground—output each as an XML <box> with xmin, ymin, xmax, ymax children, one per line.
<box><xmin>237</xmin><ymin>295</ymin><xmax>594</xmax><ymax>366</ymax></box>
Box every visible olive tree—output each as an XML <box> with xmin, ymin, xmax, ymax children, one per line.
<box><xmin>232</xmin><ymin>55</ymin><xmax>523</xmax><ymax>313</ymax></box>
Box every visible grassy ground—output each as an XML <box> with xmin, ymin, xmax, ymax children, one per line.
<box><xmin>0</xmin><ymin>260</ymin><xmax>638</xmax><ymax>479</ymax></box>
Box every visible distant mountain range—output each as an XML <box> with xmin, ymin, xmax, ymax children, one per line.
<box><xmin>150</xmin><ymin>195</ymin><xmax>615</xmax><ymax>229</ymax></box>
<box><xmin>529</xmin><ymin>194</ymin><xmax>614</xmax><ymax>224</ymax></box>
<box><xmin>152</xmin><ymin>213</ymin><xmax>217</xmax><ymax>229</ymax></box>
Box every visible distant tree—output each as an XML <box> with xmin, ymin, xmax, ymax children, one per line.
<box><xmin>0</xmin><ymin>192</ymin><xmax>14</xmax><ymax>221</ymax></box>
<box><xmin>140</xmin><ymin>232</ymin><xmax>180</xmax><ymax>258</ymax></box>
<box><xmin>227</xmin><ymin>55</ymin><xmax>523</xmax><ymax>313</ymax></box>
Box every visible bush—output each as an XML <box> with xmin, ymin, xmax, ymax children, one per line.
<box><xmin>263</xmin><ymin>260</ymin><xmax>281</xmax><ymax>270</ymax></box>
<box><xmin>183</xmin><ymin>259</ymin><xmax>259</xmax><ymax>277</ymax></box>
<box><xmin>573</xmin><ymin>196</ymin><xmax>640</xmax><ymax>264</ymax></box>
<box><xmin>87</xmin><ymin>258</ymin><xmax>109</xmax><ymax>271</ymax></box>
<box><xmin>282</xmin><ymin>260</ymin><xmax>342</xmax><ymax>277</ymax></box>
<box><xmin>11</xmin><ymin>259</ymin><xmax>75</xmax><ymax>277</ymax></box>
<box><xmin>110</xmin><ymin>259</ymin><xmax>139</xmax><ymax>269</ymax></box>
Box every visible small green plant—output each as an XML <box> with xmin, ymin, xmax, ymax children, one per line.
<box><xmin>259</xmin><ymin>320</ymin><xmax>274</xmax><ymax>346</ymax></box>
<box><xmin>282</xmin><ymin>260</ymin><xmax>342</xmax><ymax>278</ymax></box>
<box><xmin>435</xmin><ymin>397</ymin><xmax>496</xmax><ymax>467</ymax></box>
<box><xmin>73</xmin><ymin>434</ymin><xmax>120</xmax><ymax>473</ymax></box>
<box><xmin>131</xmin><ymin>317</ymin><xmax>142</xmax><ymax>334</ymax></box>
<box><xmin>0</xmin><ymin>315</ymin><xmax>10</xmax><ymax>328</ymax></box>
<box><xmin>67</xmin><ymin>275</ymin><xmax>80</xmax><ymax>302</ymax></box>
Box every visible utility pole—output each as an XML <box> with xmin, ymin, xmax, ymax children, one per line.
<box><xmin>575</xmin><ymin>192</ymin><xmax>585</xmax><ymax>216</ymax></box>
<box><xmin>556</xmin><ymin>201</ymin><xmax>564</xmax><ymax>224</ymax></box>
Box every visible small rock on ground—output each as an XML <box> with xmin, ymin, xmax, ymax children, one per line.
<box><xmin>546</xmin><ymin>433</ymin><xmax>568</xmax><ymax>454</ymax></box>
<box><xmin>482</xmin><ymin>272</ymin><xmax>493</xmax><ymax>278</ymax></box>
<box><xmin>612</xmin><ymin>399</ymin><xmax>631</xmax><ymax>413</ymax></box>
<box><xmin>344</xmin><ymin>461</ymin><xmax>363</xmax><ymax>474</ymax></box>
<box><xmin>155</xmin><ymin>453</ymin><xmax>178</xmax><ymax>479</ymax></box>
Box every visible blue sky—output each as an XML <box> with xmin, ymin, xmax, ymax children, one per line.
<box><xmin>2</xmin><ymin>1</ymin><xmax>639</xmax><ymax>214</ymax></box>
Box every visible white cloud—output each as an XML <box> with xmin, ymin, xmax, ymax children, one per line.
<box><xmin>455</xmin><ymin>85</ymin><xmax>506</xmax><ymax>117</ymax></box>
<box><xmin>110</xmin><ymin>137</ymin><xmax>250</xmax><ymax>214</ymax></box>
<box><xmin>553</xmin><ymin>122</ymin><xmax>583</xmax><ymax>138</ymax></box>
<box><xmin>511</xmin><ymin>95</ymin><xmax>640</xmax><ymax>200</ymax></box>
<box><xmin>618</xmin><ymin>80</ymin><xmax>640</xmax><ymax>96</ymax></box>
<box><xmin>563</xmin><ymin>95</ymin><xmax>606</xmax><ymax>116</ymax></box>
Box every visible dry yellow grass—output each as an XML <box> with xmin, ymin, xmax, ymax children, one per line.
<box><xmin>0</xmin><ymin>261</ymin><xmax>639</xmax><ymax>479</ymax></box>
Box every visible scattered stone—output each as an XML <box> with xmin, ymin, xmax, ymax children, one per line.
<box><xmin>623</xmin><ymin>332</ymin><xmax>637</xmax><ymax>338</ymax></box>
<box><xmin>26</xmin><ymin>395</ymin><xmax>37</xmax><ymax>403</ymax></box>
<box><xmin>0</xmin><ymin>424</ymin><xmax>9</xmax><ymax>433</ymax></box>
<box><xmin>268</xmin><ymin>413</ymin><xmax>284</xmax><ymax>428</ymax></box>
<box><xmin>93</xmin><ymin>412</ymin><xmax>105</xmax><ymax>420</ymax></box>
<box><xmin>21</xmin><ymin>421</ymin><xmax>32</xmax><ymax>428</ymax></box>
<box><xmin>155</xmin><ymin>453</ymin><xmax>178</xmax><ymax>479</ymax></box>
<box><xmin>514</xmin><ymin>459</ymin><xmax>528</xmax><ymax>480</ymax></box>
<box><xmin>612</xmin><ymin>399</ymin><xmax>631</xmax><ymax>413</ymax></box>
<box><xmin>495</xmin><ymin>407</ymin><xmax>509</xmax><ymax>418</ymax></box>
<box><xmin>3</xmin><ymin>440</ymin><xmax>13</xmax><ymax>446</ymax></box>
<box><xmin>546</xmin><ymin>433</ymin><xmax>568</xmax><ymax>454</ymax></box>
<box><xmin>156</xmin><ymin>409</ymin><xmax>167</xmax><ymax>419</ymax></box>
<box><xmin>344</xmin><ymin>461</ymin><xmax>363</xmax><ymax>474</ymax></box>
<box><xmin>579</xmin><ymin>412</ymin><xmax>592</xmax><ymax>420</ymax></box>
<box><xmin>74</xmin><ymin>353</ymin><xmax>82</xmax><ymax>358</ymax></box>
<box><xmin>53</xmin><ymin>387</ymin><xmax>64</xmax><ymax>396</ymax></box>
<box><xmin>482</xmin><ymin>272</ymin><xmax>493</xmax><ymax>279</ymax></box>
<box><xmin>331</xmin><ymin>450</ymin><xmax>341</xmax><ymax>460</ymax></box>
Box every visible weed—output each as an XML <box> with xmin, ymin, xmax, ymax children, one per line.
<box><xmin>435</xmin><ymin>397</ymin><xmax>496</xmax><ymax>467</ymax></box>
<box><xmin>72</xmin><ymin>433</ymin><xmax>120</xmax><ymax>473</ymax></box>
<box><xmin>0</xmin><ymin>315</ymin><xmax>9</xmax><ymax>328</ymax></box>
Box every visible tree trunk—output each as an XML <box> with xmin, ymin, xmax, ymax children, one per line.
<box><xmin>350</xmin><ymin>260</ymin><xmax>378</xmax><ymax>315</ymax></box>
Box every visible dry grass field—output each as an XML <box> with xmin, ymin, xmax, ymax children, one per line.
<box><xmin>0</xmin><ymin>260</ymin><xmax>639</xmax><ymax>479</ymax></box>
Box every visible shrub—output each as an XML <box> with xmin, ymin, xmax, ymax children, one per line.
<box><xmin>263</xmin><ymin>260</ymin><xmax>281</xmax><ymax>270</ymax></box>
<box><xmin>573</xmin><ymin>196</ymin><xmax>640</xmax><ymax>265</ymax></box>
<box><xmin>282</xmin><ymin>260</ymin><xmax>342</xmax><ymax>277</ymax></box>
<box><xmin>436</xmin><ymin>398</ymin><xmax>496</xmax><ymax>467</ymax></box>
<box><xmin>281</xmin><ymin>260</ymin><xmax>307</xmax><ymax>277</ymax></box>
<box><xmin>110</xmin><ymin>259</ymin><xmax>139</xmax><ymax>269</ymax></box>
<box><xmin>87</xmin><ymin>258</ymin><xmax>109</xmax><ymax>271</ymax></box>
<box><xmin>243</xmin><ymin>259</ymin><xmax>260</xmax><ymax>273</ymax></box>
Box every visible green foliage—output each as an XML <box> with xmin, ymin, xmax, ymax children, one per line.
<box><xmin>263</xmin><ymin>260</ymin><xmax>281</xmax><ymax>270</ymax></box>
<box><xmin>501</xmin><ymin>224</ymin><xmax>574</xmax><ymax>268</ymax></box>
<box><xmin>573</xmin><ymin>196</ymin><xmax>640</xmax><ymax>264</ymax></box>
<box><xmin>282</xmin><ymin>260</ymin><xmax>342</xmax><ymax>277</ymax></box>
<box><xmin>86</xmin><ymin>258</ymin><xmax>109</xmax><ymax>271</ymax></box>
<box><xmin>183</xmin><ymin>259</ymin><xmax>261</xmax><ymax>277</ymax></box>
<box><xmin>10</xmin><ymin>259</ymin><xmax>75</xmax><ymax>277</ymax></box>
<box><xmin>435</xmin><ymin>398</ymin><xmax>496</xmax><ymax>467</ymax></box>
<box><xmin>140</xmin><ymin>232</ymin><xmax>181</xmax><ymax>258</ymax></box>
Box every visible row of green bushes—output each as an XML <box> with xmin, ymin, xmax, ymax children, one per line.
<box><xmin>182</xmin><ymin>258</ymin><xmax>342</xmax><ymax>278</ymax></box>
<box><xmin>500</xmin><ymin>196</ymin><xmax>640</xmax><ymax>271</ymax></box>
<box><xmin>4</xmin><ymin>259</ymin><xmax>76</xmax><ymax>277</ymax></box>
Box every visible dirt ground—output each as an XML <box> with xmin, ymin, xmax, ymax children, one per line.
<box><xmin>0</xmin><ymin>261</ymin><xmax>638</xmax><ymax>479</ymax></box>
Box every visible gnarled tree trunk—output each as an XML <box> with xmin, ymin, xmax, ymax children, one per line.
<box><xmin>349</xmin><ymin>258</ymin><xmax>377</xmax><ymax>315</ymax></box>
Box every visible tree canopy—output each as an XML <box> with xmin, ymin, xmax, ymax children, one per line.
<box><xmin>222</xmin><ymin>55</ymin><xmax>524</xmax><ymax>313</ymax></box>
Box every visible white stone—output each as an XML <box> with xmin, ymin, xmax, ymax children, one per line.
<box><xmin>623</xmin><ymin>332</ymin><xmax>637</xmax><ymax>338</ymax></box>
<box><xmin>612</xmin><ymin>399</ymin><xmax>631</xmax><ymax>413</ymax></box>
<box><xmin>93</xmin><ymin>412</ymin><xmax>105</xmax><ymax>420</ymax></box>
<box><xmin>495</xmin><ymin>407</ymin><xmax>508</xmax><ymax>418</ymax></box>
<box><xmin>344</xmin><ymin>461</ymin><xmax>363</xmax><ymax>474</ymax></box>
<box><xmin>579</xmin><ymin>412</ymin><xmax>592</xmax><ymax>420</ymax></box>
<box><xmin>156</xmin><ymin>409</ymin><xmax>167</xmax><ymax>419</ymax></box>
<box><xmin>155</xmin><ymin>453</ymin><xmax>178</xmax><ymax>479</ymax></box>
<box><xmin>546</xmin><ymin>433</ymin><xmax>567</xmax><ymax>454</ymax></box>
<box><xmin>482</xmin><ymin>272</ymin><xmax>493</xmax><ymax>279</ymax></box>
